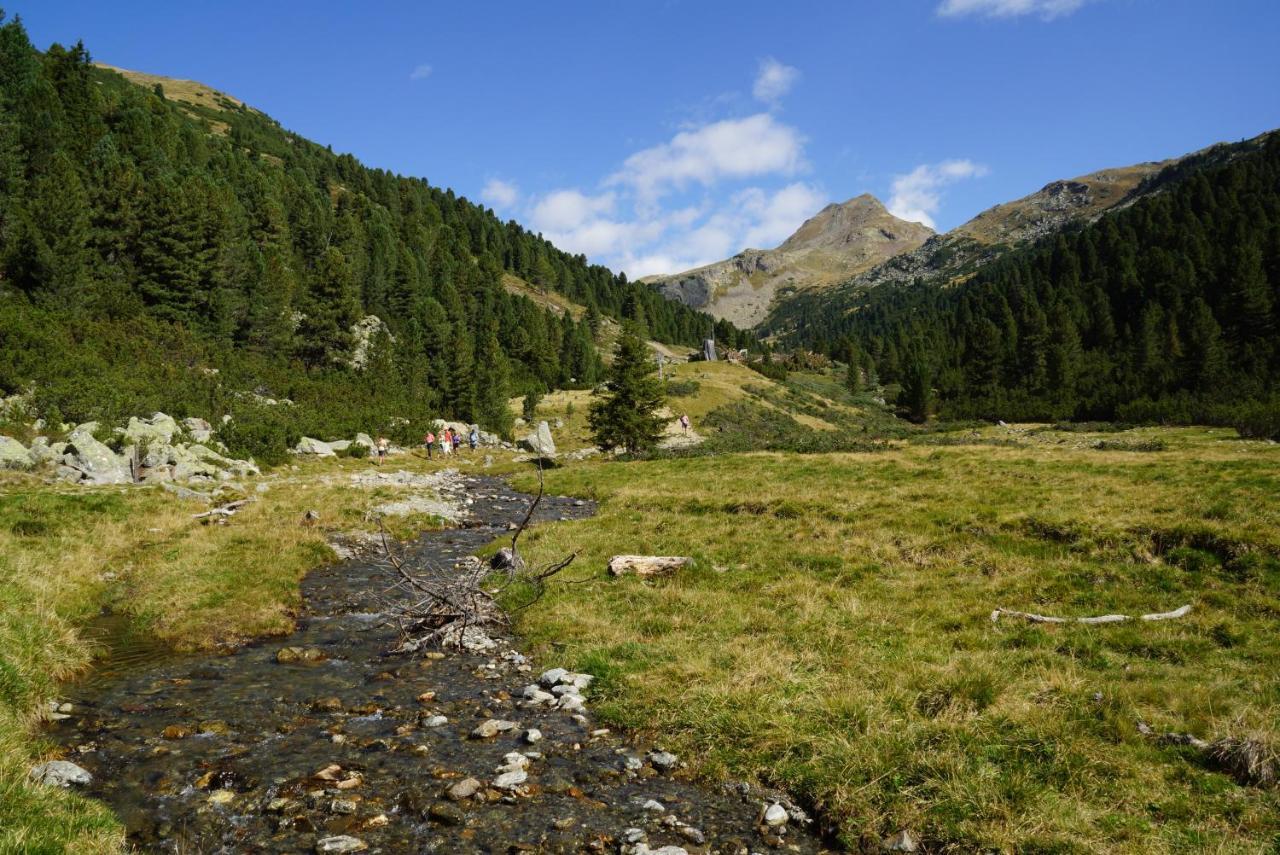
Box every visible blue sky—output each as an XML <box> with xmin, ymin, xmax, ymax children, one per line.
<box><xmin>21</xmin><ymin>0</ymin><xmax>1280</xmax><ymax>278</ymax></box>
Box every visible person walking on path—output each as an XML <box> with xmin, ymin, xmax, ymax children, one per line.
<box><xmin>680</xmin><ymin>413</ymin><xmax>690</xmax><ymax>434</ymax></box>
<box><xmin>423</xmin><ymin>430</ymin><xmax>435</xmax><ymax>459</ymax></box>
<box><xmin>468</xmin><ymin>426</ymin><xmax>479</xmax><ymax>451</ymax></box>
<box><xmin>440</xmin><ymin>428</ymin><xmax>453</xmax><ymax>456</ymax></box>
<box><xmin>375</xmin><ymin>436</ymin><xmax>389</xmax><ymax>465</ymax></box>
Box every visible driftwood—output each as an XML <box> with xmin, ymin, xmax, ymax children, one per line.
<box><xmin>1137</xmin><ymin>721</ymin><xmax>1278</xmax><ymax>787</ymax></box>
<box><xmin>607</xmin><ymin>555</ymin><xmax>693</xmax><ymax>578</ymax></box>
<box><xmin>373</xmin><ymin>458</ymin><xmax>576</xmax><ymax>651</ymax></box>
<box><xmin>990</xmin><ymin>604</ymin><xmax>1191</xmax><ymax>624</ymax></box>
<box><xmin>192</xmin><ymin>499</ymin><xmax>251</xmax><ymax>520</ymax></box>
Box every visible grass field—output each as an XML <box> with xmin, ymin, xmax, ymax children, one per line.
<box><xmin>510</xmin><ymin>426</ymin><xmax>1280</xmax><ymax>852</ymax></box>
<box><xmin>0</xmin><ymin>457</ymin><xmax>454</xmax><ymax>853</ymax></box>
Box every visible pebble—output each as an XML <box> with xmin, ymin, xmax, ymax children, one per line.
<box><xmin>764</xmin><ymin>802</ymin><xmax>788</xmax><ymax>827</ymax></box>
<box><xmin>492</xmin><ymin>769</ymin><xmax>528</xmax><ymax>790</ymax></box>
<box><xmin>329</xmin><ymin>798</ymin><xmax>358</xmax><ymax>815</ymax></box>
<box><xmin>422</xmin><ymin>714</ymin><xmax>448</xmax><ymax>727</ymax></box>
<box><xmin>315</xmin><ymin>836</ymin><xmax>367</xmax><ymax>854</ymax></box>
<box><xmin>642</xmin><ymin>799</ymin><xmax>666</xmax><ymax>812</ymax></box>
<box><xmin>470</xmin><ymin>718</ymin><xmax>518</xmax><ymax>739</ymax></box>
<box><xmin>447</xmin><ymin>777</ymin><xmax>482</xmax><ymax>801</ymax></box>
<box><xmin>428</xmin><ymin>801</ymin><xmax>466</xmax><ymax>825</ymax></box>
<box><xmin>523</xmin><ymin>728</ymin><xmax>543</xmax><ymax>744</ymax></box>
<box><xmin>881</xmin><ymin>829</ymin><xmax>920</xmax><ymax>852</ymax></box>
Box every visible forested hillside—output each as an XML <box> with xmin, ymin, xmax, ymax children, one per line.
<box><xmin>786</xmin><ymin>132</ymin><xmax>1280</xmax><ymax>428</ymax></box>
<box><xmin>0</xmin><ymin>15</ymin><xmax>741</xmax><ymax>458</ymax></box>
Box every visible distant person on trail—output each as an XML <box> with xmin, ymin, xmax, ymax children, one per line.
<box><xmin>468</xmin><ymin>427</ymin><xmax>479</xmax><ymax>451</ymax></box>
<box><xmin>440</xmin><ymin>428</ymin><xmax>452</xmax><ymax>456</ymax></box>
<box><xmin>453</xmin><ymin>430</ymin><xmax>463</xmax><ymax>452</ymax></box>
<box><xmin>376</xmin><ymin>436</ymin><xmax>389</xmax><ymax>465</ymax></box>
<box><xmin>424</xmin><ymin>431</ymin><xmax>435</xmax><ymax>459</ymax></box>
<box><xmin>680</xmin><ymin>413</ymin><xmax>690</xmax><ymax>434</ymax></box>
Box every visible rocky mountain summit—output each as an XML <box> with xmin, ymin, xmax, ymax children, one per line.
<box><xmin>647</xmin><ymin>195</ymin><xmax>933</xmax><ymax>328</ymax></box>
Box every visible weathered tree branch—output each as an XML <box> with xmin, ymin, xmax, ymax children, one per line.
<box><xmin>990</xmin><ymin>604</ymin><xmax>1191</xmax><ymax>624</ymax></box>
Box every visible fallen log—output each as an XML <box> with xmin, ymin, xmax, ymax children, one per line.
<box><xmin>990</xmin><ymin>604</ymin><xmax>1191</xmax><ymax>624</ymax></box>
<box><xmin>192</xmin><ymin>499</ymin><xmax>251</xmax><ymax>520</ymax></box>
<box><xmin>607</xmin><ymin>555</ymin><xmax>693</xmax><ymax>578</ymax></box>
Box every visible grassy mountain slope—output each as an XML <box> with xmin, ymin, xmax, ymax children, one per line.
<box><xmin>646</xmin><ymin>195</ymin><xmax>933</xmax><ymax>328</ymax></box>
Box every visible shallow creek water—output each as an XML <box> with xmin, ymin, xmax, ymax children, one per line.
<box><xmin>51</xmin><ymin>476</ymin><xmax>827</xmax><ymax>853</ymax></box>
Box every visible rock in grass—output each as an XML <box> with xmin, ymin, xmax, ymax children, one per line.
<box><xmin>607</xmin><ymin>555</ymin><xmax>693</xmax><ymax>578</ymax></box>
<box><xmin>762</xmin><ymin>802</ymin><xmax>788</xmax><ymax>826</ymax></box>
<box><xmin>315</xmin><ymin>836</ymin><xmax>367</xmax><ymax>854</ymax></box>
<box><xmin>648</xmin><ymin>750</ymin><xmax>678</xmax><ymax>771</ymax></box>
<box><xmin>29</xmin><ymin>760</ymin><xmax>92</xmax><ymax>787</ymax></box>
<box><xmin>881</xmin><ymin>829</ymin><xmax>920</xmax><ymax>852</ymax></box>
<box><xmin>0</xmin><ymin>435</ymin><xmax>33</xmax><ymax>470</ymax></box>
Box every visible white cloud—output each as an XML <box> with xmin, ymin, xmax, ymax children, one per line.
<box><xmin>409</xmin><ymin>63</ymin><xmax>433</xmax><ymax>80</ymax></box>
<box><xmin>752</xmin><ymin>57</ymin><xmax>800</xmax><ymax>105</ymax></box>
<box><xmin>607</xmin><ymin>113</ymin><xmax>806</xmax><ymax>203</ymax></box>
<box><xmin>887</xmin><ymin>159</ymin><xmax>988</xmax><ymax>229</ymax></box>
<box><xmin>738</xmin><ymin>182</ymin><xmax>827</xmax><ymax>248</ymax></box>
<box><xmin>531</xmin><ymin>189</ymin><xmax>617</xmax><ymax>233</ymax></box>
<box><xmin>937</xmin><ymin>0</ymin><xmax>1093</xmax><ymax>20</ymax></box>
<box><xmin>480</xmin><ymin>178</ymin><xmax>519</xmax><ymax>210</ymax></box>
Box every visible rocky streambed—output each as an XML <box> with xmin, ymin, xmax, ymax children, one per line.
<box><xmin>48</xmin><ymin>477</ymin><xmax>828</xmax><ymax>854</ymax></box>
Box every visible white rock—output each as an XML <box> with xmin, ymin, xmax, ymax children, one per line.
<box><xmin>648</xmin><ymin>750</ymin><xmax>678</xmax><ymax>771</ymax></box>
<box><xmin>423</xmin><ymin>715</ymin><xmax>448</xmax><ymax>728</ymax></box>
<box><xmin>881</xmin><ymin>829</ymin><xmax>919</xmax><ymax>852</ymax></box>
<box><xmin>315</xmin><ymin>836</ymin><xmax>367</xmax><ymax>853</ymax></box>
<box><xmin>523</xmin><ymin>728</ymin><xmax>543</xmax><ymax>744</ymax></box>
<box><xmin>763</xmin><ymin>803</ymin><xmax>788</xmax><ymax>827</ymax></box>
<box><xmin>64</xmin><ymin>427</ymin><xmax>129</xmax><ymax>484</ymax></box>
<box><xmin>492</xmin><ymin>768</ymin><xmax>527</xmax><ymax>790</ymax></box>
<box><xmin>0</xmin><ymin>435</ymin><xmax>33</xmax><ymax>470</ymax></box>
<box><xmin>294</xmin><ymin>437</ymin><xmax>336</xmax><ymax>457</ymax></box>
<box><xmin>29</xmin><ymin>760</ymin><xmax>92</xmax><ymax>787</ymax></box>
<box><xmin>539</xmin><ymin>667</ymin><xmax>569</xmax><ymax>687</ymax></box>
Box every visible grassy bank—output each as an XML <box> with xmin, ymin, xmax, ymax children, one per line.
<box><xmin>0</xmin><ymin>456</ymin><xmax>455</xmax><ymax>853</ymax></box>
<box><xmin>512</xmin><ymin>426</ymin><xmax>1280</xmax><ymax>852</ymax></box>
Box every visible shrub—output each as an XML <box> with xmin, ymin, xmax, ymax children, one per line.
<box><xmin>665</xmin><ymin>378</ymin><xmax>701</xmax><ymax>398</ymax></box>
<box><xmin>344</xmin><ymin>443</ymin><xmax>369</xmax><ymax>459</ymax></box>
<box><xmin>217</xmin><ymin>406</ymin><xmax>299</xmax><ymax>467</ymax></box>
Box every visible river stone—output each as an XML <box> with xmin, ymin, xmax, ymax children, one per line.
<box><xmin>0</xmin><ymin>435</ymin><xmax>33</xmax><ymax>470</ymax></box>
<box><xmin>423</xmin><ymin>714</ymin><xmax>448</xmax><ymax>727</ymax></box>
<box><xmin>447</xmin><ymin>777</ymin><xmax>482</xmax><ymax>801</ymax></box>
<box><xmin>538</xmin><ymin>668</ymin><xmax>569</xmax><ymax>687</ymax></box>
<box><xmin>29</xmin><ymin>760</ymin><xmax>92</xmax><ymax>787</ymax></box>
<box><xmin>523</xmin><ymin>728</ymin><xmax>543</xmax><ymax>744</ymax></box>
<box><xmin>315</xmin><ymin>836</ymin><xmax>367</xmax><ymax>854</ymax></box>
<box><xmin>518</xmin><ymin>421</ymin><xmax>556</xmax><ymax>457</ymax></box>
<box><xmin>470</xmin><ymin>719</ymin><xmax>518</xmax><ymax>739</ymax></box>
<box><xmin>492</xmin><ymin>768</ymin><xmax>527</xmax><ymax>790</ymax></box>
<box><xmin>763</xmin><ymin>803</ymin><xmax>788</xmax><ymax>826</ymax></box>
<box><xmin>64</xmin><ymin>427</ymin><xmax>130</xmax><ymax>484</ymax></box>
<box><xmin>428</xmin><ymin>800</ymin><xmax>466</xmax><ymax>825</ymax></box>
<box><xmin>295</xmin><ymin>437</ymin><xmax>336</xmax><ymax>456</ymax></box>
<box><xmin>881</xmin><ymin>830</ymin><xmax>919</xmax><ymax>852</ymax></box>
<box><xmin>648</xmin><ymin>750</ymin><xmax>678</xmax><ymax>771</ymax></box>
<box><xmin>276</xmin><ymin>646</ymin><xmax>327</xmax><ymax>664</ymax></box>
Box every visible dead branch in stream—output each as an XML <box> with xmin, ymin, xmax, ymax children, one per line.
<box><xmin>373</xmin><ymin>458</ymin><xmax>576</xmax><ymax>651</ymax></box>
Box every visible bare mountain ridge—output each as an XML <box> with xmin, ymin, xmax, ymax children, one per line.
<box><xmin>646</xmin><ymin>194</ymin><xmax>934</xmax><ymax>328</ymax></box>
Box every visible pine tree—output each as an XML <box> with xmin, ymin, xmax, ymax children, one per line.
<box><xmin>588</xmin><ymin>324</ymin><xmax>666</xmax><ymax>455</ymax></box>
<box><xmin>473</xmin><ymin>325</ymin><xmax>514</xmax><ymax>439</ymax></box>
<box><xmin>899</xmin><ymin>355</ymin><xmax>932</xmax><ymax>423</ymax></box>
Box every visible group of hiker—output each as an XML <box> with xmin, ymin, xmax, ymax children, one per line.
<box><xmin>420</xmin><ymin>425</ymin><xmax>478</xmax><ymax>459</ymax></box>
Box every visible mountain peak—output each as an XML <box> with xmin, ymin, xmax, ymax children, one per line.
<box><xmin>777</xmin><ymin>193</ymin><xmax>932</xmax><ymax>254</ymax></box>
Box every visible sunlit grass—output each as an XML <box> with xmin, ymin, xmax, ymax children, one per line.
<box><xmin>511</xmin><ymin>428</ymin><xmax>1280</xmax><ymax>852</ymax></box>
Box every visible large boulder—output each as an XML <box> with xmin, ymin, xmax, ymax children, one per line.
<box><xmin>27</xmin><ymin>438</ymin><xmax>66</xmax><ymax>466</ymax></box>
<box><xmin>122</xmin><ymin>412</ymin><xmax>178</xmax><ymax>447</ymax></box>
<box><xmin>182</xmin><ymin>417</ymin><xmax>213</xmax><ymax>443</ymax></box>
<box><xmin>64</xmin><ymin>427</ymin><xmax>130</xmax><ymax>484</ymax></box>
<box><xmin>353</xmin><ymin>433</ymin><xmax>375</xmax><ymax>450</ymax></box>
<box><xmin>0</xmin><ymin>436</ymin><xmax>33</xmax><ymax>470</ymax></box>
<box><xmin>294</xmin><ymin>437</ymin><xmax>336</xmax><ymax>457</ymax></box>
<box><xmin>518</xmin><ymin>421</ymin><xmax>556</xmax><ymax>457</ymax></box>
<box><xmin>29</xmin><ymin>760</ymin><xmax>92</xmax><ymax>788</ymax></box>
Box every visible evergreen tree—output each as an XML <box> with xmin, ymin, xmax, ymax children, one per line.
<box><xmin>899</xmin><ymin>355</ymin><xmax>932</xmax><ymax>423</ymax></box>
<box><xmin>473</xmin><ymin>324</ymin><xmax>514</xmax><ymax>438</ymax></box>
<box><xmin>588</xmin><ymin>324</ymin><xmax>666</xmax><ymax>455</ymax></box>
